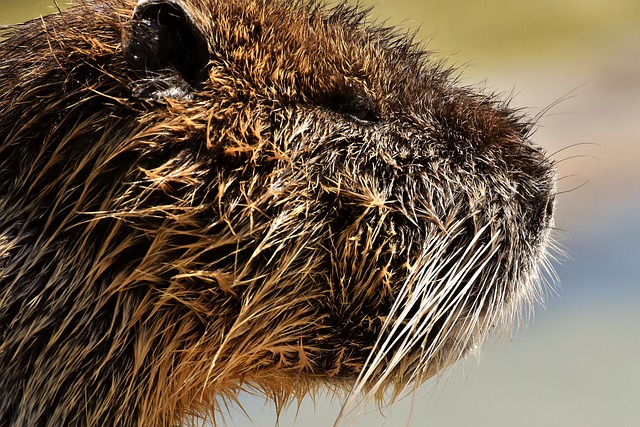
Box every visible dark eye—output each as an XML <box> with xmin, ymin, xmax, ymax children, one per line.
<box><xmin>323</xmin><ymin>93</ymin><xmax>380</xmax><ymax>123</ymax></box>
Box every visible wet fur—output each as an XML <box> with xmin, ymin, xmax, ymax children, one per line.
<box><xmin>0</xmin><ymin>0</ymin><xmax>556</xmax><ymax>425</ymax></box>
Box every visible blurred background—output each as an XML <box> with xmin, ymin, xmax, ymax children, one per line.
<box><xmin>2</xmin><ymin>0</ymin><xmax>639</xmax><ymax>426</ymax></box>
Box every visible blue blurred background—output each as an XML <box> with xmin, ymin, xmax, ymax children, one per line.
<box><xmin>2</xmin><ymin>1</ymin><xmax>639</xmax><ymax>425</ymax></box>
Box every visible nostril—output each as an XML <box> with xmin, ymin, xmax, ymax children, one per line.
<box><xmin>545</xmin><ymin>194</ymin><xmax>555</xmax><ymax>219</ymax></box>
<box><xmin>529</xmin><ymin>190</ymin><xmax>555</xmax><ymax>229</ymax></box>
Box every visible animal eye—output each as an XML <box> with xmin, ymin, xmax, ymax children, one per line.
<box><xmin>324</xmin><ymin>93</ymin><xmax>380</xmax><ymax>123</ymax></box>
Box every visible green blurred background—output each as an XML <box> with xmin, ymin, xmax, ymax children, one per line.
<box><xmin>2</xmin><ymin>1</ymin><xmax>639</xmax><ymax>426</ymax></box>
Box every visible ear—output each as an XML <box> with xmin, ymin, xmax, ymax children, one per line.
<box><xmin>125</xmin><ymin>0</ymin><xmax>209</xmax><ymax>94</ymax></box>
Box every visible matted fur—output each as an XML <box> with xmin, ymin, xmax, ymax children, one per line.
<box><xmin>0</xmin><ymin>0</ymin><xmax>556</xmax><ymax>425</ymax></box>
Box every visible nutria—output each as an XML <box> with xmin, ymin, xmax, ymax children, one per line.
<box><xmin>0</xmin><ymin>0</ymin><xmax>557</xmax><ymax>425</ymax></box>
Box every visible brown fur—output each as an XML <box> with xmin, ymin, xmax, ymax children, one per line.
<box><xmin>0</xmin><ymin>0</ymin><xmax>556</xmax><ymax>425</ymax></box>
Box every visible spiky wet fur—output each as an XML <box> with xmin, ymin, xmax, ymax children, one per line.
<box><xmin>0</xmin><ymin>0</ymin><xmax>556</xmax><ymax>425</ymax></box>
